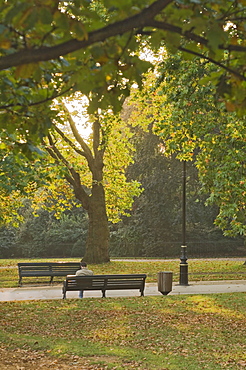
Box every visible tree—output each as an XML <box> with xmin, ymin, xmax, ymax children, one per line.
<box><xmin>0</xmin><ymin>97</ymin><xmax>142</xmax><ymax>263</ymax></box>
<box><xmin>0</xmin><ymin>0</ymin><xmax>245</xmax><ymax>149</ymax></box>
<box><xmin>128</xmin><ymin>54</ymin><xmax>246</xmax><ymax>237</ymax></box>
<box><xmin>110</xmin><ymin>125</ymin><xmax>243</xmax><ymax>257</ymax></box>
<box><xmin>110</xmin><ymin>126</ymin><xmax>184</xmax><ymax>257</ymax></box>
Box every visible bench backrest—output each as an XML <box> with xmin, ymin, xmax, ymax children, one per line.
<box><xmin>65</xmin><ymin>276</ymin><xmax>106</xmax><ymax>290</ymax></box>
<box><xmin>49</xmin><ymin>263</ymin><xmax>80</xmax><ymax>273</ymax></box>
<box><xmin>18</xmin><ymin>262</ymin><xmax>81</xmax><ymax>275</ymax></box>
<box><xmin>65</xmin><ymin>274</ymin><xmax>146</xmax><ymax>290</ymax></box>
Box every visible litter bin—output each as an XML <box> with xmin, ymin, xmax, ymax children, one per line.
<box><xmin>158</xmin><ymin>271</ymin><xmax>173</xmax><ymax>295</ymax></box>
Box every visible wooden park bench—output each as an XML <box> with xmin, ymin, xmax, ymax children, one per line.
<box><xmin>62</xmin><ymin>274</ymin><xmax>147</xmax><ymax>299</ymax></box>
<box><xmin>18</xmin><ymin>262</ymin><xmax>81</xmax><ymax>285</ymax></box>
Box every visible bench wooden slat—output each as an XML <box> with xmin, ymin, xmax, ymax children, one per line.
<box><xmin>18</xmin><ymin>267</ymin><xmax>52</xmax><ymax>273</ymax></box>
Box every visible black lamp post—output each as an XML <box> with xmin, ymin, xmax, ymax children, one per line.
<box><xmin>179</xmin><ymin>160</ymin><xmax>189</xmax><ymax>285</ymax></box>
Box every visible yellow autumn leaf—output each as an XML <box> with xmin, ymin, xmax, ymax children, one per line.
<box><xmin>15</xmin><ymin>63</ymin><xmax>39</xmax><ymax>79</ymax></box>
<box><xmin>0</xmin><ymin>39</ymin><xmax>11</xmax><ymax>49</ymax></box>
<box><xmin>225</xmin><ymin>101</ymin><xmax>236</xmax><ymax>112</ymax></box>
<box><xmin>106</xmin><ymin>75</ymin><xmax>112</xmax><ymax>82</ymax></box>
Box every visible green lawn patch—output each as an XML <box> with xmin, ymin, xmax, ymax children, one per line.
<box><xmin>0</xmin><ymin>258</ymin><xmax>245</xmax><ymax>288</ymax></box>
<box><xmin>0</xmin><ymin>293</ymin><xmax>246</xmax><ymax>369</ymax></box>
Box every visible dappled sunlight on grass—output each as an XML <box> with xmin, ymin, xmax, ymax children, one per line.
<box><xmin>187</xmin><ymin>295</ymin><xmax>245</xmax><ymax>319</ymax></box>
<box><xmin>92</xmin><ymin>324</ymin><xmax>131</xmax><ymax>343</ymax></box>
<box><xmin>57</xmin><ymin>301</ymin><xmax>80</xmax><ymax>311</ymax></box>
<box><xmin>0</xmin><ymin>293</ymin><xmax>246</xmax><ymax>369</ymax></box>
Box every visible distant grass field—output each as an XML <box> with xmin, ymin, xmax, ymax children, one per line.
<box><xmin>0</xmin><ymin>257</ymin><xmax>245</xmax><ymax>288</ymax></box>
<box><xmin>0</xmin><ymin>293</ymin><xmax>246</xmax><ymax>369</ymax></box>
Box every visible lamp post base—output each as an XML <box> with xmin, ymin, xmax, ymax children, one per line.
<box><xmin>179</xmin><ymin>263</ymin><xmax>189</xmax><ymax>285</ymax></box>
<box><xmin>179</xmin><ymin>245</ymin><xmax>189</xmax><ymax>286</ymax></box>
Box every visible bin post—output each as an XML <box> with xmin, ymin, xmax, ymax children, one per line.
<box><xmin>158</xmin><ymin>271</ymin><xmax>173</xmax><ymax>295</ymax></box>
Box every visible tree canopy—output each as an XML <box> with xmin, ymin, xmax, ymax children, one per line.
<box><xmin>0</xmin><ymin>0</ymin><xmax>246</xmax><ymax>146</ymax></box>
<box><xmin>127</xmin><ymin>54</ymin><xmax>246</xmax><ymax>237</ymax></box>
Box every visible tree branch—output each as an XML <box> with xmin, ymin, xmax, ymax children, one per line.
<box><xmin>0</xmin><ymin>0</ymin><xmax>172</xmax><ymax>70</ymax></box>
<box><xmin>61</xmin><ymin>103</ymin><xmax>95</xmax><ymax>168</ymax></box>
<box><xmin>47</xmin><ymin>133</ymin><xmax>71</xmax><ymax>169</ymax></box>
<box><xmin>147</xmin><ymin>19</ymin><xmax>246</xmax><ymax>54</ymax></box>
<box><xmin>93</xmin><ymin>115</ymin><xmax>106</xmax><ymax>168</ymax></box>
<box><xmin>179</xmin><ymin>46</ymin><xmax>246</xmax><ymax>81</ymax></box>
<box><xmin>0</xmin><ymin>85</ymin><xmax>74</xmax><ymax>110</ymax></box>
<box><xmin>45</xmin><ymin>133</ymin><xmax>90</xmax><ymax>208</ymax></box>
<box><xmin>44</xmin><ymin>134</ymin><xmax>78</xmax><ymax>188</ymax></box>
<box><xmin>93</xmin><ymin>114</ymin><xmax>100</xmax><ymax>155</ymax></box>
<box><xmin>53</xmin><ymin>124</ymin><xmax>86</xmax><ymax>158</ymax></box>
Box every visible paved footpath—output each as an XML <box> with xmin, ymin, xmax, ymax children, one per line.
<box><xmin>0</xmin><ymin>280</ymin><xmax>245</xmax><ymax>301</ymax></box>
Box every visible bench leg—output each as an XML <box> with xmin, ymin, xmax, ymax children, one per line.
<box><xmin>62</xmin><ymin>284</ymin><xmax>66</xmax><ymax>299</ymax></box>
<box><xmin>102</xmin><ymin>290</ymin><xmax>106</xmax><ymax>298</ymax></box>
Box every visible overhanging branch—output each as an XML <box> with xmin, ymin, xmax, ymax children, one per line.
<box><xmin>0</xmin><ymin>0</ymin><xmax>172</xmax><ymax>70</ymax></box>
<box><xmin>179</xmin><ymin>46</ymin><xmax>246</xmax><ymax>81</ymax></box>
<box><xmin>0</xmin><ymin>0</ymin><xmax>245</xmax><ymax>83</ymax></box>
<box><xmin>147</xmin><ymin>19</ymin><xmax>246</xmax><ymax>54</ymax></box>
<box><xmin>0</xmin><ymin>85</ymin><xmax>74</xmax><ymax>110</ymax></box>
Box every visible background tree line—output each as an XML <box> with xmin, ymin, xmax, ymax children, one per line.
<box><xmin>1</xmin><ymin>126</ymin><xmax>244</xmax><ymax>259</ymax></box>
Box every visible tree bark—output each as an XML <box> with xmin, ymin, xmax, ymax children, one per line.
<box><xmin>83</xmin><ymin>182</ymin><xmax>110</xmax><ymax>264</ymax></box>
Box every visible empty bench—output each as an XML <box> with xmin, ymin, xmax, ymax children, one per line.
<box><xmin>18</xmin><ymin>262</ymin><xmax>81</xmax><ymax>285</ymax></box>
<box><xmin>62</xmin><ymin>274</ymin><xmax>147</xmax><ymax>299</ymax></box>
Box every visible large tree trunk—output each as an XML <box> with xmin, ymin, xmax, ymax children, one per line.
<box><xmin>83</xmin><ymin>182</ymin><xmax>110</xmax><ymax>264</ymax></box>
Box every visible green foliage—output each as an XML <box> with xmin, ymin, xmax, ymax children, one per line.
<box><xmin>0</xmin><ymin>139</ymin><xmax>49</xmax><ymax>196</ymax></box>
<box><xmin>102</xmin><ymin>114</ymin><xmax>143</xmax><ymax>222</ymax></box>
<box><xmin>0</xmin><ymin>132</ymin><xmax>76</xmax><ymax>226</ymax></box>
<box><xmin>0</xmin><ymin>226</ymin><xmax>16</xmax><ymax>258</ymax></box>
<box><xmin>0</xmin><ymin>0</ymin><xmax>245</xmax><ymax>152</ymax></box>
<box><xmin>43</xmin><ymin>213</ymin><xmax>88</xmax><ymax>257</ymax></box>
<box><xmin>129</xmin><ymin>54</ymin><xmax>246</xmax><ymax>237</ymax></box>
<box><xmin>110</xmin><ymin>127</ymin><xmax>244</xmax><ymax>257</ymax></box>
<box><xmin>0</xmin><ymin>200</ymin><xmax>88</xmax><ymax>258</ymax></box>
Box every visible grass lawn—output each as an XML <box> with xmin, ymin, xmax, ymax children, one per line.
<box><xmin>0</xmin><ymin>258</ymin><xmax>246</xmax><ymax>369</ymax></box>
<box><xmin>0</xmin><ymin>258</ymin><xmax>246</xmax><ymax>288</ymax></box>
<box><xmin>0</xmin><ymin>293</ymin><xmax>246</xmax><ymax>369</ymax></box>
